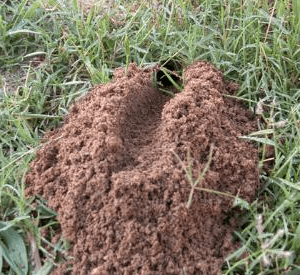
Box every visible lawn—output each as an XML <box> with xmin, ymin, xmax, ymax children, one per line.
<box><xmin>0</xmin><ymin>0</ymin><xmax>300</xmax><ymax>274</ymax></box>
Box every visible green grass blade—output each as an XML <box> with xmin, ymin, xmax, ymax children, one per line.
<box><xmin>0</xmin><ymin>226</ymin><xmax>28</xmax><ymax>275</ymax></box>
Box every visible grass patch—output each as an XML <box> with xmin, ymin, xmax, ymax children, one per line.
<box><xmin>0</xmin><ymin>0</ymin><xmax>299</xmax><ymax>273</ymax></box>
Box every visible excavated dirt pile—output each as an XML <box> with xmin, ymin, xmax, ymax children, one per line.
<box><xmin>26</xmin><ymin>62</ymin><xmax>260</xmax><ymax>275</ymax></box>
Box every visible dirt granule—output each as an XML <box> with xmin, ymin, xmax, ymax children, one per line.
<box><xmin>26</xmin><ymin>62</ymin><xmax>260</xmax><ymax>275</ymax></box>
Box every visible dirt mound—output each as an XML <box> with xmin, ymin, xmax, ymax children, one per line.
<box><xmin>26</xmin><ymin>62</ymin><xmax>260</xmax><ymax>275</ymax></box>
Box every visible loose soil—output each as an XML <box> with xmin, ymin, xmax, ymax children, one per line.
<box><xmin>26</xmin><ymin>62</ymin><xmax>260</xmax><ymax>275</ymax></box>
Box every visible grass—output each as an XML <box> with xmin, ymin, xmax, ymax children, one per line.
<box><xmin>171</xmin><ymin>144</ymin><xmax>243</xmax><ymax>209</ymax></box>
<box><xmin>0</xmin><ymin>0</ymin><xmax>299</xmax><ymax>273</ymax></box>
<box><xmin>173</xmin><ymin>145</ymin><xmax>251</xmax><ymax>212</ymax></box>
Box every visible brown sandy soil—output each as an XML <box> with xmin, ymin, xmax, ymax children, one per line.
<box><xmin>26</xmin><ymin>62</ymin><xmax>260</xmax><ymax>275</ymax></box>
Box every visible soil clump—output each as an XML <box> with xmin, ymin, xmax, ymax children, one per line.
<box><xmin>26</xmin><ymin>62</ymin><xmax>260</xmax><ymax>275</ymax></box>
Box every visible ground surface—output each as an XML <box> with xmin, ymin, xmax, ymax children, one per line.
<box><xmin>2</xmin><ymin>1</ymin><xmax>299</xmax><ymax>274</ymax></box>
<box><xmin>26</xmin><ymin>62</ymin><xmax>260</xmax><ymax>275</ymax></box>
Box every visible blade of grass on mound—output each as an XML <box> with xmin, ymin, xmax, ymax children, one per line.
<box><xmin>124</xmin><ymin>34</ymin><xmax>130</xmax><ymax>73</ymax></box>
<box><xmin>172</xmin><ymin>145</ymin><xmax>248</xmax><ymax>209</ymax></box>
<box><xmin>158</xmin><ymin>67</ymin><xmax>183</xmax><ymax>92</ymax></box>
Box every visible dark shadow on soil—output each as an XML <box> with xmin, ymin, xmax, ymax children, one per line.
<box><xmin>156</xmin><ymin>59</ymin><xmax>182</xmax><ymax>87</ymax></box>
